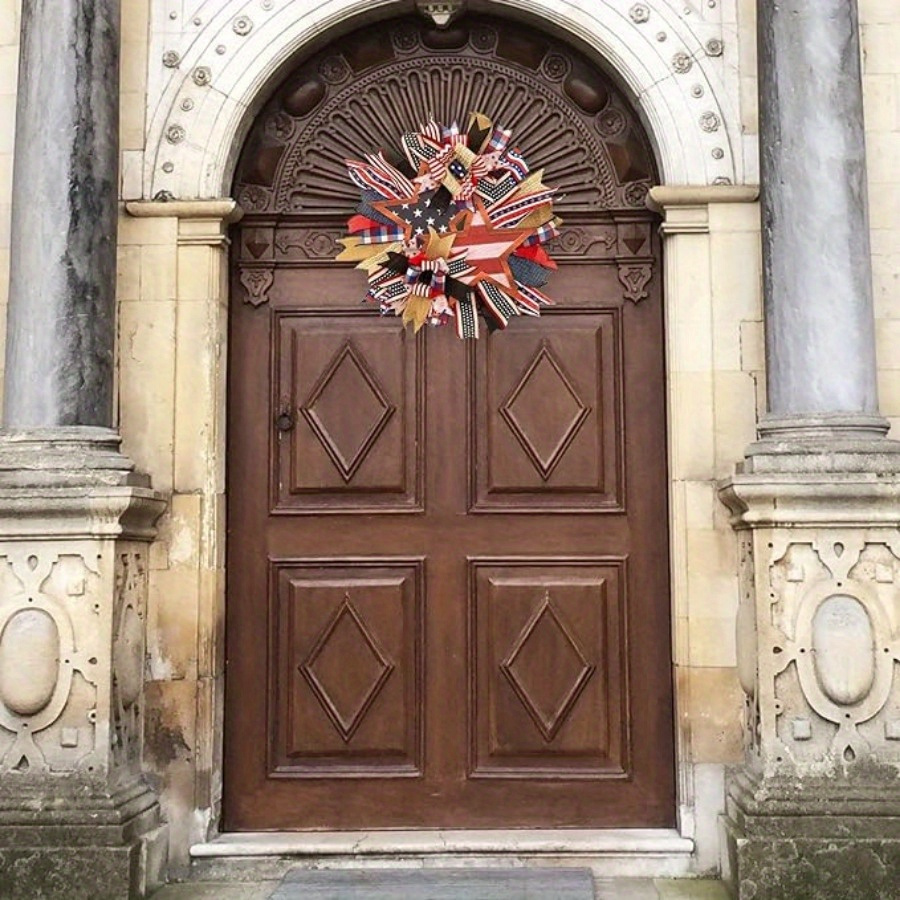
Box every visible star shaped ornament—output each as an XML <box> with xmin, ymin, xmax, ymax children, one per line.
<box><xmin>449</xmin><ymin>199</ymin><xmax>530</xmax><ymax>293</ymax></box>
<box><xmin>337</xmin><ymin>112</ymin><xmax>560</xmax><ymax>339</ymax></box>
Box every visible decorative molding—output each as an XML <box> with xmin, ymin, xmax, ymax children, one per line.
<box><xmin>136</xmin><ymin>0</ymin><xmax>745</xmax><ymax>201</ymax></box>
<box><xmin>721</xmin><ymin>474</ymin><xmax>900</xmax><ymax>779</ymax></box>
<box><xmin>239</xmin><ymin>266</ymin><xmax>275</xmax><ymax>306</ymax></box>
<box><xmin>125</xmin><ymin>198</ymin><xmax>242</xmax><ymax>221</ymax></box>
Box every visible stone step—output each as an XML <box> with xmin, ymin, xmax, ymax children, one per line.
<box><xmin>151</xmin><ymin>875</ymin><xmax>730</xmax><ymax>899</ymax></box>
<box><xmin>272</xmin><ymin>866</ymin><xmax>593</xmax><ymax>898</ymax></box>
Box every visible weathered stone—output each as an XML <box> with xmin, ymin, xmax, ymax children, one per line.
<box><xmin>723</xmin><ymin>771</ymin><xmax>900</xmax><ymax>900</ymax></box>
<box><xmin>718</xmin><ymin>474</ymin><xmax>900</xmax><ymax>899</ymax></box>
<box><xmin>756</xmin><ymin>0</ymin><xmax>883</xmax><ymax>439</ymax></box>
<box><xmin>0</xmin><ymin>489</ymin><xmax>167</xmax><ymax>898</ymax></box>
<box><xmin>4</xmin><ymin>0</ymin><xmax>121</xmax><ymax>429</ymax></box>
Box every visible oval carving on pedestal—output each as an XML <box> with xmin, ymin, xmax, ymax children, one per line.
<box><xmin>0</xmin><ymin>608</ymin><xmax>61</xmax><ymax>716</ymax></box>
<box><xmin>812</xmin><ymin>594</ymin><xmax>876</xmax><ymax>706</ymax></box>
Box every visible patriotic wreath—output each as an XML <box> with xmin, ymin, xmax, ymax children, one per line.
<box><xmin>336</xmin><ymin>112</ymin><xmax>561</xmax><ymax>339</ymax></box>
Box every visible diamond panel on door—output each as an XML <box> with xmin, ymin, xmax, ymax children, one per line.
<box><xmin>470</xmin><ymin>311</ymin><xmax>623</xmax><ymax>513</ymax></box>
<box><xmin>469</xmin><ymin>558</ymin><xmax>628</xmax><ymax>778</ymax></box>
<box><xmin>273</xmin><ymin>312</ymin><xmax>423</xmax><ymax>513</ymax></box>
<box><xmin>269</xmin><ymin>559</ymin><xmax>424</xmax><ymax>776</ymax></box>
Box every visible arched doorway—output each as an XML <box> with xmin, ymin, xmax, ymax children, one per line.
<box><xmin>225</xmin><ymin>12</ymin><xmax>673</xmax><ymax>831</ymax></box>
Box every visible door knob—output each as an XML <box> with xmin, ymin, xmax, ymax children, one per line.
<box><xmin>276</xmin><ymin>410</ymin><xmax>295</xmax><ymax>432</ymax></box>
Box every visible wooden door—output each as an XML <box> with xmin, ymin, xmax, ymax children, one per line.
<box><xmin>225</xmin><ymin>14</ymin><xmax>674</xmax><ymax>831</ymax></box>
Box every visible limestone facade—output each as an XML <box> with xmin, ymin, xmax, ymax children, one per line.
<box><xmin>0</xmin><ymin>1</ymin><xmax>899</xmax><ymax>896</ymax></box>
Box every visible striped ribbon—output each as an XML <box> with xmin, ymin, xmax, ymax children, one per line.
<box><xmin>490</xmin><ymin>188</ymin><xmax>558</xmax><ymax>228</ymax></box>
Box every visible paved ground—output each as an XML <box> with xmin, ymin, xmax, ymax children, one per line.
<box><xmin>151</xmin><ymin>877</ymin><xmax>729</xmax><ymax>899</ymax></box>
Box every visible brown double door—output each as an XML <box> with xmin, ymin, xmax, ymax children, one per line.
<box><xmin>225</xmin><ymin>221</ymin><xmax>674</xmax><ymax>830</ymax></box>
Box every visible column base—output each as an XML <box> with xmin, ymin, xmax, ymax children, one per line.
<box><xmin>723</xmin><ymin>769</ymin><xmax>900</xmax><ymax>900</ymax></box>
<box><xmin>741</xmin><ymin>413</ymin><xmax>900</xmax><ymax>474</ymax></box>
<box><xmin>0</xmin><ymin>427</ymin><xmax>149</xmax><ymax>487</ymax></box>
<box><xmin>0</xmin><ymin>783</ymin><xmax>168</xmax><ymax>900</ymax></box>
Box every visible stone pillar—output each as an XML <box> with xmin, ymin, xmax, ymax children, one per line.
<box><xmin>718</xmin><ymin>3</ymin><xmax>900</xmax><ymax>897</ymax></box>
<box><xmin>0</xmin><ymin>3</ymin><xmax>167</xmax><ymax>897</ymax></box>
<box><xmin>5</xmin><ymin>0</ymin><xmax>119</xmax><ymax>431</ymax></box>
<box><xmin>753</xmin><ymin>0</ymin><xmax>888</xmax><ymax>451</ymax></box>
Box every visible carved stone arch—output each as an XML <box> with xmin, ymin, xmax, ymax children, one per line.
<box><xmin>141</xmin><ymin>0</ymin><xmax>743</xmax><ymax>201</ymax></box>
<box><xmin>233</xmin><ymin>14</ymin><xmax>658</xmax><ymax>218</ymax></box>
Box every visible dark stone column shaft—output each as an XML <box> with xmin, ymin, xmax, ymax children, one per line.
<box><xmin>758</xmin><ymin>0</ymin><xmax>882</xmax><ymax>434</ymax></box>
<box><xmin>4</xmin><ymin>0</ymin><xmax>120</xmax><ymax>429</ymax></box>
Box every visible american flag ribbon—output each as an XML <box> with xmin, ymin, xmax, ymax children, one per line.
<box><xmin>490</xmin><ymin>188</ymin><xmax>558</xmax><ymax>228</ymax></box>
<box><xmin>346</xmin><ymin>154</ymin><xmax>415</xmax><ymax>199</ymax></box>
<box><xmin>516</xmin><ymin>284</ymin><xmax>554</xmax><ymax>312</ymax></box>
<box><xmin>504</xmin><ymin>147</ymin><xmax>530</xmax><ymax>181</ymax></box>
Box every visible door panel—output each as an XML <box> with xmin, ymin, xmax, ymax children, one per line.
<box><xmin>270</xmin><ymin>559</ymin><xmax>424</xmax><ymax>776</ymax></box>
<box><xmin>273</xmin><ymin>313</ymin><xmax>423</xmax><ymax>512</ymax></box>
<box><xmin>469</xmin><ymin>558</ymin><xmax>627</xmax><ymax>778</ymax></box>
<box><xmin>471</xmin><ymin>312</ymin><xmax>623</xmax><ymax>512</ymax></box>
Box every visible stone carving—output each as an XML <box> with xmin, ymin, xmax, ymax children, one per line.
<box><xmin>165</xmin><ymin>123</ymin><xmax>186</xmax><ymax>144</ymax></box>
<box><xmin>672</xmin><ymin>51</ymin><xmax>693</xmax><ymax>74</ymax></box>
<box><xmin>629</xmin><ymin>4</ymin><xmax>651</xmax><ymax>24</ymax></box>
<box><xmin>240</xmin><ymin>267</ymin><xmax>275</xmax><ymax>306</ymax></box>
<box><xmin>737</xmin><ymin>532</ymin><xmax>900</xmax><ymax>775</ymax></box>
<box><xmin>0</xmin><ymin>551</ymin><xmax>99</xmax><ymax>775</ymax></box>
<box><xmin>233</xmin><ymin>16</ymin><xmax>254</xmax><ymax>36</ymax></box>
<box><xmin>146</xmin><ymin>1</ymin><xmax>739</xmax><ymax>199</ymax></box>
<box><xmin>111</xmin><ymin>550</ymin><xmax>147</xmax><ymax>771</ymax></box>
<box><xmin>162</xmin><ymin>50</ymin><xmax>180</xmax><ymax>68</ymax></box>
<box><xmin>192</xmin><ymin>66</ymin><xmax>212</xmax><ymax>86</ymax></box>
<box><xmin>415</xmin><ymin>0</ymin><xmax>466</xmax><ymax>28</ymax></box>
<box><xmin>699</xmin><ymin>111</ymin><xmax>720</xmax><ymax>132</ymax></box>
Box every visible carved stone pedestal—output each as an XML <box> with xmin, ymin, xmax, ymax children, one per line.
<box><xmin>719</xmin><ymin>472</ymin><xmax>900</xmax><ymax>899</ymax></box>
<box><xmin>0</xmin><ymin>473</ymin><xmax>166</xmax><ymax>899</ymax></box>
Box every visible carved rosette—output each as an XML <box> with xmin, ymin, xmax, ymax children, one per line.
<box><xmin>721</xmin><ymin>478</ymin><xmax>900</xmax><ymax>779</ymax></box>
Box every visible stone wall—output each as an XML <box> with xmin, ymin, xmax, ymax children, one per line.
<box><xmin>0</xmin><ymin>0</ymin><xmax>898</xmax><ymax>882</ymax></box>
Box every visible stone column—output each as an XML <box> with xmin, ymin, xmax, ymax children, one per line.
<box><xmin>718</xmin><ymin>3</ymin><xmax>900</xmax><ymax>897</ymax></box>
<box><xmin>0</xmin><ymin>3</ymin><xmax>166</xmax><ymax>898</ymax></box>
<box><xmin>0</xmin><ymin>0</ymin><xmax>138</xmax><ymax>484</ymax></box>
<box><xmin>753</xmin><ymin>0</ymin><xmax>895</xmax><ymax>457</ymax></box>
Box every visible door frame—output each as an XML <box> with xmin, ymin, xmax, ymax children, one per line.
<box><xmin>124</xmin><ymin>0</ymin><xmax>760</xmax><ymax>877</ymax></box>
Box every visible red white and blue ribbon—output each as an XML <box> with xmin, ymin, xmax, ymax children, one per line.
<box><xmin>337</xmin><ymin>112</ymin><xmax>561</xmax><ymax>338</ymax></box>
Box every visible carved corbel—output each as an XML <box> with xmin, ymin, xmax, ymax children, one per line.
<box><xmin>614</xmin><ymin>216</ymin><xmax>655</xmax><ymax>303</ymax></box>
